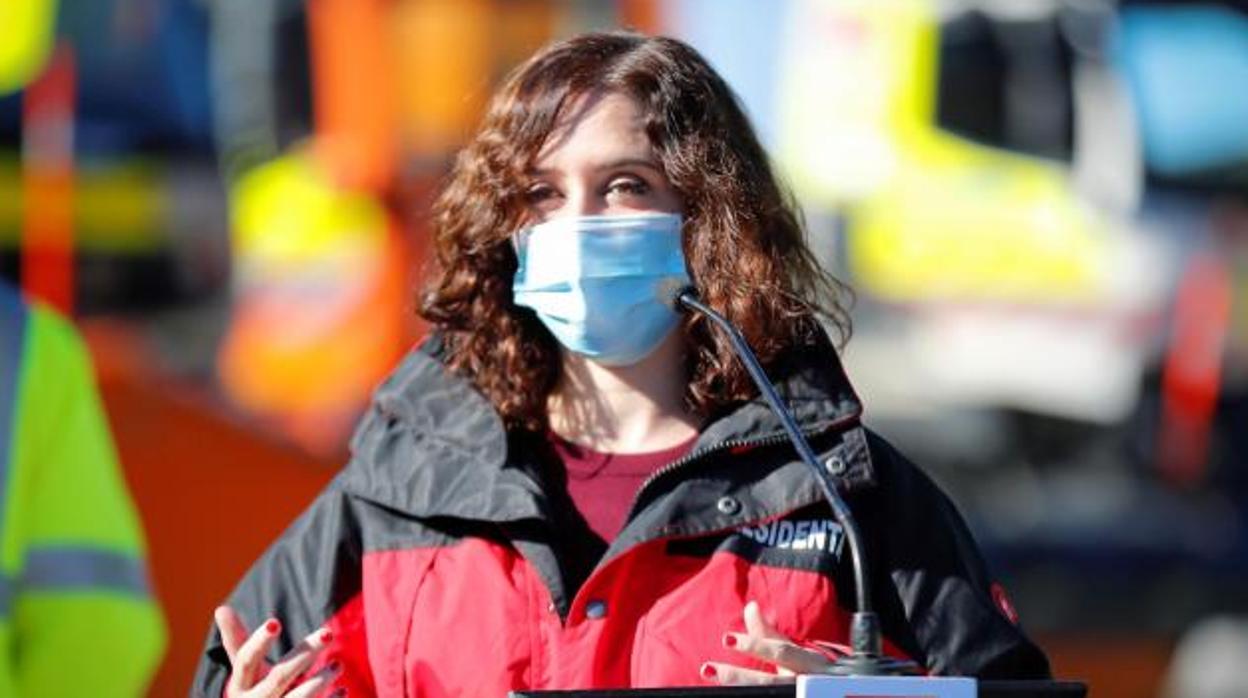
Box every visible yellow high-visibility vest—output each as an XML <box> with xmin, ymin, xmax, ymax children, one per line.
<box><xmin>0</xmin><ymin>283</ymin><xmax>166</xmax><ymax>696</ymax></box>
<box><xmin>0</xmin><ymin>0</ymin><xmax>57</xmax><ymax>96</ymax></box>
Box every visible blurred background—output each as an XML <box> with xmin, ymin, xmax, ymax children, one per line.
<box><xmin>2</xmin><ymin>0</ymin><xmax>1247</xmax><ymax>695</ymax></box>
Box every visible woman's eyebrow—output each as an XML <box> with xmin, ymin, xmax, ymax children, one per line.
<box><xmin>594</xmin><ymin>157</ymin><xmax>661</xmax><ymax>173</ymax></box>
<box><xmin>526</xmin><ymin>158</ymin><xmax>661</xmax><ymax>178</ymax></box>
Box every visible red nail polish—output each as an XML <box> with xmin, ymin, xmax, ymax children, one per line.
<box><xmin>723</xmin><ymin>634</ymin><xmax>737</xmax><ymax>648</ymax></box>
<box><xmin>320</xmin><ymin>629</ymin><xmax>334</xmax><ymax>644</ymax></box>
<box><xmin>328</xmin><ymin>660</ymin><xmax>342</xmax><ymax>673</ymax></box>
<box><xmin>700</xmin><ymin>663</ymin><xmax>717</xmax><ymax>679</ymax></box>
<box><xmin>265</xmin><ymin>620</ymin><xmax>280</xmax><ymax>635</ymax></box>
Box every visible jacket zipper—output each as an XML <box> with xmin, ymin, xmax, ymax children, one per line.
<box><xmin>621</xmin><ymin>433</ymin><xmax>792</xmax><ymax>524</ymax></box>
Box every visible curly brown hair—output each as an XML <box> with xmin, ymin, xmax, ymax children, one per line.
<box><xmin>419</xmin><ymin>30</ymin><xmax>851</xmax><ymax>431</ymax></box>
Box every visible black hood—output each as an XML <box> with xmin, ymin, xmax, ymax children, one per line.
<box><xmin>340</xmin><ymin>333</ymin><xmax>874</xmax><ymax>521</ymax></box>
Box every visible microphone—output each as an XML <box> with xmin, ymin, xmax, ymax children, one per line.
<box><xmin>673</xmin><ymin>286</ymin><xmax>918</xmax><ymax>676</ymax></box>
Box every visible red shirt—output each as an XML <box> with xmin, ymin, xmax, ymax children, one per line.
<box><xmin>548</xmin><ymin>432</ymin><xmax>698</xmax><ymax>542</ymax></box>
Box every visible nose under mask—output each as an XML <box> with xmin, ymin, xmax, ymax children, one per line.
<box><xmin>511</xmin><ymin>212</ymin><xmax>690</xmax><ymax>366</ymax></box>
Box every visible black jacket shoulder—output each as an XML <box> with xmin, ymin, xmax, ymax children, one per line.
<box><xmin>861</xmin><ymin>431</ymin><xmax>1052</xmax><ymax>678</ymax></box>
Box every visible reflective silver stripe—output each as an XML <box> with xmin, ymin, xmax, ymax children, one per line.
<box><xmin>22</xmin><ymin>547</ymin><xmax>152</xmax><ymax>596</ymax></box>
<box><xmin>0</xmin><ymin>285</ymin><xmax>28</xmax><ymax>535</ymax></box>
<box><xmin>0</xmin><ymin>547</ymin><xmax>153</xmax><ymax>618</ymax></box>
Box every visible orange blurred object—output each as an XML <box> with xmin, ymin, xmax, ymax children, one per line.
<box><xmin>307</xmin><ymin>0</ymin><xmax>399</xmax><ymax>192</ymax></box>
<box><xmin>21</xmin><ymin>43</ymin><xmax>74</xmax><ymax>314</ymax></box>
<box><xmin>389</xmin><ymin>0</ymin><xmax>493</xmax><ymax>155</ymax></box>
<box><xmin>618</xmin><ymin>0</ymin><xmax>662</xmax><ymax>34</ymax></box>
<box><xmin>1041</xmin><ymin>632</ymin><xmax>1173</xmax><ymax>698</ymax></box>
<box><xmin>309</xmin><ymin>0</ymin><xmax>563</xmax><ymax>185</ymax></box>
<box><xmin>217</xmin><ymin>227</ymin><xmax>409</xmax><ymax>454</ymax></box>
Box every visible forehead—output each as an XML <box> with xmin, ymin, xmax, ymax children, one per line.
<box><xmin>533</xmin><ymin>91</ymin><xmax>654</xmax><ymax>169</ymax></box>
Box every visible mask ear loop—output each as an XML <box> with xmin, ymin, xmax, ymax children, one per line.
<box><xmin>510</xmin><ymin>216</ymin><xmax>553</xmax><ymax>257</ymax></box>
<box><xmin>510</xmin><ymin>226</ymin><xmax>532</xmax><ymax>284</ymax></box>
<box><xmin>511</xmin><ymin>215</ymin><xmax>545</xmax><ymax>255</ymax></box>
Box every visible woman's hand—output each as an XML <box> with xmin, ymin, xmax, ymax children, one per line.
<box><xmin>214</xmin><ymin>605</ymin><xmax>343</xmax><ymax>698</ymax></box>
<box><xmin>700</xmin><ymin>601</ymin><xmax>844</xmax><ymax>685</ymax></box>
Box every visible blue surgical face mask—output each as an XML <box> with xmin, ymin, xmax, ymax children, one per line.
<box><xmin>512</xmin><ymin>212</ymin><xmax>690</xmax><ymax>366</ymax></box>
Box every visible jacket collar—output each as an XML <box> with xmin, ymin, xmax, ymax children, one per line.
<box><xmin>340</xmin><ymin>334</ymin><xmax>874</xmax><ymax>522</ymax></box>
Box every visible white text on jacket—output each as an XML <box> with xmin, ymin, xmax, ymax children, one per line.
<box><xmin>738</xmin><ymin>519</ymin><xmax>845</xmax><ymax>557</ymax></box>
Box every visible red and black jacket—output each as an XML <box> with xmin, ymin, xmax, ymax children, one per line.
<box><xmin>192</xmin><ymin>339</ymin><xmax>1050</xmax><ymax>697</ymax></box>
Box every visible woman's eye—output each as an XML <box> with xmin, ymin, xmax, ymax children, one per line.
<box><xmin>606</xmin><ymin>177</ymin><xmax>651</xmax><ymax>197</ymax></box>
<box><xmin>524</xmin><ymin>184</ymin><xmax>558</xmax><ymax>204</ymax></box>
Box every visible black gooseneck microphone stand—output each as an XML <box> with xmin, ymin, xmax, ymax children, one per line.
<box><xmin>676</xmin><ymin>290</ymin><xmax>919</xmax><ymax>676</ymax></box>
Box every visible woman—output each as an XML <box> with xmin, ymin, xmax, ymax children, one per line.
<box><xmin>194</xmin><ymin>31</ymin><xmax>1050</xmax><ymax>698</ymax></box>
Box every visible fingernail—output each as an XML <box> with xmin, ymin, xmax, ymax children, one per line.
<box><xmin>328</xmin><ymin>660</ymin><xmax>342</xmax><ymax>674</ymax></box>
<box><xmin>265</xmin><ymin>620</ymin><xmax>281</xmax><ymax>635</ymax></box>
<box><xmin>700</xmin><ymin>663</ymin><xmax>717</xmax><ymax>680</ymax></box>
<box><xmin>319</xmin><ymin>628</ymin><xmax>334</xmax><ymax>645</ymax></box>
<box><xmin>722</xmin><ymin>633</ymin><xmax>737</xmax><ymax>648</ymax></box>
<box><xmin>329</xmin><ymin>689</ymin><xmax>347</xmax><ymax>698</ymax></box>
